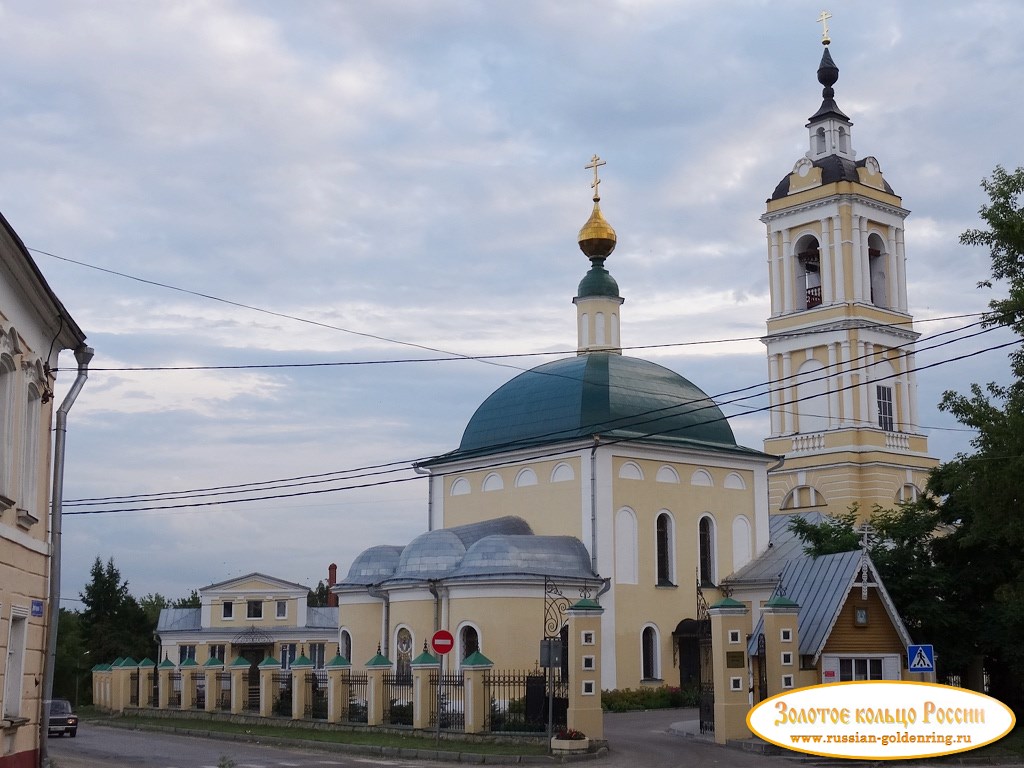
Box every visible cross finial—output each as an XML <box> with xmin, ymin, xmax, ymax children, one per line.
<box><xmin>859</xmin><ymin>521</ymin><xmax>873</xmax><ymax>550</ymax></box>
<box><xmin>585</xmin><ymin>154</ymin><xmax>606</xmax><ymax>201</ymax></box>
<box><xmin>817</xmin><ymin>10</ymin><xmax>832</xmax><ymax>46</ymax></box>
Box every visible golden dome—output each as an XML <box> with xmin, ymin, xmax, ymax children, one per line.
<box><xmin>578</xmin><ymin>199</ymin><xmax>617</xmax><ymax>259</ymax></box>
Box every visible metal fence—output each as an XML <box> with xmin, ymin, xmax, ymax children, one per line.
<box><xmin>483</xmin><ymin>670</ymin><xmax>564</xmax><ymax>732</ymax></box>
<box><xmin>347</xmin><ymin>671</ymin><xmax>368</xmax><ymax>723</ymax></box>
<box><xmin>216</xmin><ymin>672</ymin><xmax>231</xmax><ymax>711</ymax></box>
<box><xmin>272</xmin><ymin>671</ymin><xmax>292</xmax><ymax>717</ymax></box>
<box><xmin>244</xmin><ymin>670</ymin><xmax>260</xmax><ymax>713</ymax></box>
<box><xmin>168</xmin><ymin>671</ymin><xmax>182</xmax><ymax>708</ymax></box>
<box><xmin>149</xmin><ymin>673</ymin><xmax>158</xmax><ymax>708</ymax></box>
<box><xmin>382</xmin><ymin>672</ymin><xmax>413</xmax><ymax>726</ymax></box>
<box><xmin>305</xmin><ymin>670</ymin><xmax>328</xmax><ymax>720</ymax></box>
<box><xmin>192</xmin><ymin>671</ymin><xmax>205</xmax><ymax>710</ymax></box>
<box><xmin>429</xmin><ymin>671</ymin><xmax>465</xmax><ymax>731</ymax></box>
<box><xmin>129</xmin><ymin>671</ymin><xmax>140</xmax><ymax>706</ymax></box>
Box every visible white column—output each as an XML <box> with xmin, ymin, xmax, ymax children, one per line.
<box><xmin>782</xmin><ymin>353</ymin><xmax>793</xmax><ymax>433</ymax></box>
<box><xmin>833</xmin><ymin>213</ymin><xmax>846</xmax><ymax>302</ymax></box>
<box><xmin>769</xmin><ymin>354</ymin><xmax>782</xmax><ymax>436</ymax></box>
<box><xmin>851</xmin><ymin>215</ymin><xmax>864</xmax><ymax>301</ymax></box>
<box><xmin>827</xmin><ymin>342</ymin><xmax>840</xmax><ymax>430</ymax></box>
<box><xmin>896</xmin><ymin>227</ymin><xmax>908</xmax><ymax>313</ymax></box>
<box><xmin>907</xmin><ymin>351</ymin><xmax>920</xmax><ymax>433</ymax></box>
<box><xmin>781</xmin><ymin>231</ymin><xmax>793</xmax><ymax>313</ymax></box>
<box><xmin>769</xmin><ymin>232</ymin><xmax>782</xmax><ymax>316</ymax></box>
<box><xmin>819</xmin><ymin>217</ymin><xmax>832</xmax><ymax>304</ymax></box>
<box><xmin>887</xmin><ymin>226</ymin><xmax>899</xmax><ymax>312</ymax></box>
<box><xmin>861</xmin><ymin>223</ymin><xmax>872</xmax><ymax>305</ymax></box>
<box><xmin>841</xmin><ymin>340</ymin><xmax>853</xmax><ymax>427</ymax></box>
<box><xmin>859</xmin><ymin>342</ymin><xmax>872</xmax><ymax>428</ymax></box>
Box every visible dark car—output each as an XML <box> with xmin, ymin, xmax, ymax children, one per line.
<box><xmin>47</xmin><ymin>699</ymin><xmax>78</xmax><ymax>737</ymax></box>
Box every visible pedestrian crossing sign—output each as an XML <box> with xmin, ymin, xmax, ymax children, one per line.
<box><xmin>908</xmin><ymin>644</ymin><xmax>935</xmax><ymax>673</ymax></box>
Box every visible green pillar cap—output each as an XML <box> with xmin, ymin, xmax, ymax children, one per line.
<box><xmin>158</xmin><ymin>658</ymin><xmax>176</xmax><ymax>669</ymax></box>
<box><xmin>325</xmin><ymin>654</ymin><xmax>351</xmax><ymax>668</ymax></box>
<box><xmin>138</xmin><ymin>658</ymin><xmax>156</xmax><ymax>668</ymax></box>
<box><xmin>411</xmin><ymin>650</ymin><xmax>440</xmax><ymax>667</ymax></box>
<box><xmin>203</xmin><ymin>657</ymin><xmax>224</xmax><ymax>668</ymax></box>
<box><xmin>765</xmin><ymin>594</ymin><xmax>799</xmax><ymax>608</ymax></box>
<box><xmin>461</xmin><ymin>650</ymin><xmax>494</xmax><ymax>668</ymax></box>
<box><xmin>569</xmin><ymin>598</ymin><xmax>603</xmax><ymax>611</ymax></box>
<box><xmin>95</xmin><ymin>663</ymin><xmax>112</xmax><ymax>671</ymax></box>
<box><xmin>290</xmin><ymin>654</ymin><xmax>314</xmax><ymax>669</ymax></box>
<box><xmin>111</xmin><ymin>657</ymin><xmax>125</xmax><ymax>667</ymax></box>
<box><xmin>180</xmin><ymin>657</ymin><xmax>198</xmax><ymax>668</ymax></box>
<box><xmin>365</xmin><ymin>652</ymin><xmax>392</xmax><ymax>668</ymax></box>
<box><xmin>258</xmin><ymin>656</ymin><xmax>281</xmax><ymax>668</ymax></box>
<box><xmin>230</xmin><ymin>656</ymin><xmax>251</xmax><ymax>668</ymax></box>
<box><xmin>710</xmin><ymin>596</ymin><xmax>745</xmax><ymax>609</ymax></box>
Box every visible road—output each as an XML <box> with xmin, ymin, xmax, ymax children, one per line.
<box><xmin>46</xmin><ymin>709</ymin><xmax>786</xmax><ymax>768</ymax></box>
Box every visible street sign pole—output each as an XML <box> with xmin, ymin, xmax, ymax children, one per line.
<box><xmin>430</xmin><ymin>630</ymin><xmax>454</xmax><ymax>745</ymax></box>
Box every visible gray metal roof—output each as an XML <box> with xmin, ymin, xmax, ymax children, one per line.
<box><xmin>747</xmin><ymin>549</ymin><xmax>862</xmax><ymax>658</ymax></box>
<box><xmin>156</xmin><ymin>607</ymin><xmax>201</xmax><ymax>633</ymax></box>
<box><xmin>341</xmin><ymin>544</ymin><xmax>405</xmax><ymax>585</ymax></box>
<box><xmin>726</xmin><ymin>511</ymin><xmax>826</xmax><ymax>584</ymax></box>
<box><xmin>451</xmin><ymin>535</ymin><xmax>598</xmax><ymax>580</ymax></box>
<box><xmin>306</xmin><ymin>606</ymin><xmax>339</xmax><ymax>628</ymax></box>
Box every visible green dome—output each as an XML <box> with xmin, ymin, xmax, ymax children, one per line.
<box><xmin>577</xmin><ymin>263</ymin><xmax>619</xmax><ymax>298</ymax></box>
<box><xmin>454</xmin><ymin>353</ymin><xmax>737</xmax><ymax>456</ymax></box>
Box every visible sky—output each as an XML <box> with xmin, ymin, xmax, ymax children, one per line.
<box><xmin>3</xmin><ymin>1</ymin><xmax>1021</xmax><ymax>608</ymax></box>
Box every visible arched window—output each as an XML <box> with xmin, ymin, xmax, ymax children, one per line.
<box><xmin>656</xmin><ymin>466</ymin><xmax>680</xmax><ymax>484</ymax></box>
<box><xmin>459</xmin><ymin>624</ymin><xmax>480</xmax><ymax>660</ymax></box>
<box><xmin>698</xmin><ymin>516</ymin><xmax>716</xmax><ymax>586</ymax></box>
<box><xmin>724</xmin><ymin>472</ymin><xmax>746</xmax><ymax>490</ymax></box>
<box><xmin>618</xmin><ymin>461</ymin><xmax>643</xmax><ymax>480</ymax></box>
<box><xmin>0</xmin><ymin>354</ymin><xmax>14</xmax><ymax>499</ymax></box>
<box><xmin>656</xmin><ymin>512</ymin><xmax>675</xmax><ymax>586</ymax></box>
<box><xmin>641</xmin><ymin>625</ymin><xmax>660</xmax><ymax>680</ymax></box>
<box><xmin>690</xmin><ymin>469</ymin><xmax>713</xmax><ymax>487</ymax></box>
<box><xmin>781</xmin><ymin>485</ymin><xmax>825</xmax><ymax>510</ymax></box>
<box><xmin>897</xmin><ymin>484</ymin><xmax>920</xmax><ymax>503</ymax></box>
<box><xmin>514</xmin><ymin>468</ymin><xmax>538</xmax><ymax>487</ymax></box>
<box><xmin>868</xmin><ymin>233</ymin><xmax>888</xmax><ymax>307</ymax></box>
<box><xmin>395</xmin><ymin>627</ymin><xmax>413</xmax><ymax>684</ymax></box>
<box><xmin>551</xmin><ymin>463</ymin><xmax>575</xmax><ymax>483</ymax></box>
<box><xmin>794</xmin><ymin>235</ymin><xmax>822</xmax><ymax>310</ymax></box>
<box><xmin>339</xmin><ymin>629</ymin><xmax>352</xmax><ymax>662</ymax></box>
<box><xmin>21</xmin><ymin>383</ymin><xmax>40</xmax><ymax>514</ymax></box>
<box><xmin>615</xmin><ymin>508</ymin><xmax>638</xmax><ymax>584</ymax></box>
<box><xmin>450</xmin><ymin>477</ymin><xmax>471</xmax><ymax>496</ymax></box>
<box><xmin>482</xmin><ymin>473</ymin><xmax>504</xmax><ymax>492</ymax></box>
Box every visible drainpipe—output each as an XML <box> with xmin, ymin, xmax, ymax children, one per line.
<box><xmin>590</xmin><ymin>436</ymin><xmax>600</xmax><ymax>573</ymax></box>
<box><xmin>428</xmin><ymin>580</ymin><xmax>441</xmax><ymax>633</ymax></box>
<box><xmin>40</xmin><ymin>344</ymin><xmax>93</xmax><ymax>763</ymax></box>
<box><xmin>366</xmin><ymin>584</ymin><xmax>390</xmax><ymax>659</ymax></box>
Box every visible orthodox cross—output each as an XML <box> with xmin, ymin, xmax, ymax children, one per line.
<box><xmin>817</xmin><ymin>10</ymin><xmax>832</xmax><ymax>45</ymax></box>
<box><xmin>858</xmin><ymin>521</ymin><xmax>874</xmax><ymax>599</ymax></box>
<box><xmin>585</xmin><ymin>154</ymin><xmax>606</xmax><ymax>199</ymax></box>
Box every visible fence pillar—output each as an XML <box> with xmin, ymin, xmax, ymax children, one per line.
<box><xmin>762</xmin><ymin>595</ymin><xmax>800</xmax><ymax>696</ymax></box>
<box><xmin>566</xmin><ymin>600</ymin><xmax>604</xmax><ymax>740</ymax></box>
<box><xmin>157</xmin><ymin>659</ymin><xmax>174</xmax><ymax>709</ymax></box>
<box><xmin>708</xmin><ymin>597</ymin><xmax>752</xmax><ymax>745</ymax></box>
<box><xmin>259</xmin><ymin>656</ymin><xmax>281</xmax><ymax>718</ymax></box>
<box><xmin>181</xmin><ymin>658</ymin><xmax>200</xmax><ymax>709</ymax></box>
<box><xmin>461</xmin><ymin>652</ymin><xmax>493</xmax><ymax>734</ymax></box>
<box><xmin>326</xmin><ymin>653</ymin><xmax>352</xmax><ymax>723</ymax></box>
<box><xmin>365</xmin><ymin>647</ymin><xmax>392</xmax><ymax>727</ymax></box>
<box><xmin>204</xmin><ymin>659</ymin><xmax>223</xmax><ymax>713</ymax></box>
<box><xmin>229</xmin><ymin>657</ymin><xmax>248</xmax><ymax>714</ymax></box>
<box><xmin>411</xmin><ymin>647</ymin><xmax>440</xmax><ymax>730</ymax></box>
<box><xmin>112</xmin><ymin>657</ymin><xmax>136</xmax><ymax>713</ymax></box>
<box><xmin>291</xmin><ymin>652</ymin><xmax>315</xmax><ymax>721</ymax></box>
<box><xmin>138</xmin><ymin>659</ymin><xmax>156</xmax><ymax>707</ymax></box>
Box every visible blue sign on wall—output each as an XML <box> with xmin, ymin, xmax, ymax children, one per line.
<box><xmin>31</xmin><ymin>600</ymin><xmax>44</xmax><ymax>617</ymax></box>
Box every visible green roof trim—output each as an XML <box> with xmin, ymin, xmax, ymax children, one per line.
<box><xmin>258</xmin><ymin>656</ymin><xmax>281</xmax><ymax>668</ymax></box>
<box><xmin>461</xmin><ymin>650</ymin><xmax>494</xmax><ymax>668</ymax></box>
<box><xmin>325</xmin><ymin>654</ymin><xmax>351</xmax><ymax>669</ymax></box>
<box><xmin>94</xmin><ymin>663</ymin><xmax>111</xmax><ymax>672</ymax></box>
<box><xmin>203</xmin><ymin>657</ymin><xmax>224</xmax><ymax>667</ymax></box>
<box><xmin>411</xmin><ymin>650</ymin><xmax>439</xmax><ymax>667</ymax></box>
<box><xmin>118</xmin><ymin>657</ymin><xmax>138</xmax><ymax>667</ymax></box>
<box><xmin>711</xmin><ymin>597</ymin><xmax>745</xmax><ymax>609</ymax></box>
<box><xmin>569</xmin><ymin>598</ymin><xmax>603</xmax><ymax>611</ymax></box>
<box><xmin>230</xmin><ymin>656</ymin><xmax>251</xmax><ymax>668</ymax></box>
<box><xmin>365</xmin><ymin>652</ymin><xmax>392</xmax><ymax>668</ymax></box>
<box><xmin>111</xmin><ymin>657</ymin><xmax>125</xmax><ymax>667</ymax></box>
<box><xmin>138</xmin><ymin>658</ymin><xmax>156</xmax><ymax>668</ymax></box>
<box><xmin>577</xmin><ymin>264</ymin><xmax>620</xmax><ymax>299</ymax></box>
<box><xmin>180</xmin><ymin>657</ymin><xmax>199</xmax><ymax>668</ymax></box>
<box><xmin>290</xmin><ymin>654</ymin><xmax>314</xmax><ymax>668</ymax></box>
<box><xmin>158</xmin><ymin>658</ymin><xmax>177</xmax><ymax>669</ymax></box>
<box><xmin>765</xmin><ymin>594</ymin><xmax>800</xmax><ymax>608</ymax></box>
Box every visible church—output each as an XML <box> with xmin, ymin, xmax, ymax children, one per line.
<box><xmin>334</xmin><ymin>29</ymin><xmax>936</xmax><ymax>704</ymax></box>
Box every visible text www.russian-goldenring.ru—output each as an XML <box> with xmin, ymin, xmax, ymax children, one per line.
<box><xmin>790</xmin><ymin>732</ymin><xmax>972</xmax><ymax>747</ymax></box>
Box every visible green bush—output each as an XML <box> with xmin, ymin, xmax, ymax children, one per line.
<box><xmin>601</xmin><ymin>684</ymin><xmax>699</xmax><ymax>712</ymax></box>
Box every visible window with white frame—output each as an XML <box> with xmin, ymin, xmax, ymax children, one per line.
<box><xmin>876</xmin><ymin>385</ymin><xmax>894</xmax><ymax>431</ymax></box>
<box><xmin>698</xmin><ymin>516</ymin><xmax>716</xmax><ymax>586</ymax></box>
<box><xmin>655</xmin><ymin>512</ymin><xmax>674</xmax><ymax>586</ymax></box>
<box><xmin>0</xmin><ymin>355</ymin><xmax>14</xmax><ymax>502</ymax></box>
<box><xmin>339</xmin><ymin>629</ymin><xmax>352</xmax><ymax>662</ymax></box>
<box><xmin>20</xmin><ymin>384</ymin><xmax>40</xmax><ymax>515</ymax></box>
<box><xmin>178</xmin><ymin>644</ymin><xmax>196</xmax><ymax>664</ymax></box>
<box><xmin>782</xmin><ymin>674</ymin><xmax>794</xmax><ymax>688</ymax></box>
<box><xmin>309</xmin><ymin>642</ymin><xmax>326</xmax><ymax>668</ymax></box>
<box><xmin>730</xmin><ymin>677</ymin><xmax>743</xmax><ymax>692</ymax></box>
<box><xmin>247</xmin><ymin>600</ymin><xmax>263</xmax><ymax>619</ymax></box>
<box><xmin>276</xmin><ymin>600</ymin><xmax>287</xmax><ymax>619</ymax></box>
<box><xmin>209</xmin><ymin>644</ymin><xmax>226</xmax><ymax>662</ymax></box>
<box><xmin>641</xmin><ymin>625</ymin><xmax>660</xmax><ymax>680</ymax></box>
<box><xmin>280</xmin><ymin>643</ymin><xmax>297</xmax><ymax>670</ymax></box>
<box><xmin>840</xmin><ymin>657</ymin><xmax>884</xmax><ymax>681</ymax></box>
<box><xmin>781</xmin><ymin>651</ymin><xmax>793</xmax><ymax>666</ymax></box>
<box><xmin>3</xmin><ymin>611</ymin><xmax>28</xmax><ymax>718</ymax></box>
<box><xmin>222</xmin><ymin>601</ymin><xmax>233</xmax><ymax>620</ymax></box>
<box><xmin>459</xmin><ymin>624</ymin><xmax>480</xmax><ymax>660</ymax></box>
<box><xmin>780</xmin><ymin>628</ymin><xmax>792</xmax><ymax>642</ymax></box>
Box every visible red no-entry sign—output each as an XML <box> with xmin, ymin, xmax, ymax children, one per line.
<box><xmin>431</xmin><ymin>629</ymin><xmax>455</xmax><ymax>655</ymax></box>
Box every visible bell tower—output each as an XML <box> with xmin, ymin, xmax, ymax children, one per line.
<box><xmin>761</xmin><ymin>28</ymin><xmax>937</xmax><ymax>518</ymax></box>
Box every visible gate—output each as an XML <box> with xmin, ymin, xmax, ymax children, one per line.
<box><xmin>192</xmin><ymin>671</ymin><xmax>205</xmax><ymax>710</ymax></box>
<box><xmin>272</xmin><ymin>671</ymin><xmax>291</xmax><ymax>717</ymax></box>
<box><xmin>216</xmin><ymin>671</ymin><xmax>231</xmax><ymax>711</ymax></box>
<box><xmin>757</xmin><ymin>633</ymin><xmax>768</xmax><ymax>702</ymax></box>
<box><xmin>305</xmin><ymin>670</ymin><xmax>328</xmax><ymax>720</ymax></box>
<box><xmin>168</xmin><ymin>671</ymin><xmax>182</xmax><ymax>707</ymax></box>
<box><xmin>429</xmin><ymin>671</ymin><xmax>465</xmax><ymax>731</ymax></box>
<box><xmin>697</xmin><ymin>584</ymin><xmax>714</xmax><ymax>735</ymax></box>
<box><xmin>129</xmin><ymin>671</ymin><xmax>139</xmax><ymax>705</ymax></box>
<box><xmin>382</xmin><ymin>671</ymin><xmax>413</xmax><ymax>725</ymax></box>
<box><xmin>244</xmin><ymin>669</ymin><xmax>259</xmax><ymax>712</ymax></box>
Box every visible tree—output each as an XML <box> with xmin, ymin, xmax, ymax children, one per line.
<box><xmin>79</xmin><ymin>557</ymin><xmax>155</xmax><ymax>664</ymax></box>
<box><xmin>173</xmin><ymin>589</ymin><xmax>201</xmax><ymax>608</ymax></box>
<box><xmin>307</xmin><ymin>580</ymin><xmax>329</xmax><ymax>607</ymax></box>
